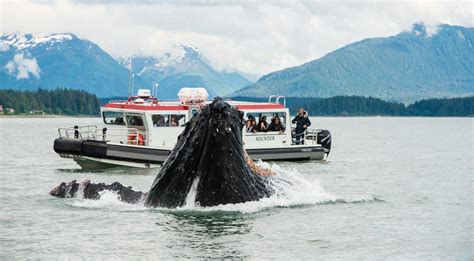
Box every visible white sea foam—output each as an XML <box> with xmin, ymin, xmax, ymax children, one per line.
<box><xmin>174</xmin><ymin>161</ymin><xmax>339</xmax><ymax>213</ymax></box>
<box><xmin>74</xmin><ymin>182</ymin><xmax>85</xmax><ymax>199</ymax></box>
<box><xmin>68</xmin><ymin>190</ymin><xmax>146</xmax><ymax>211</ymax></box>
<box><xmin>65</xmin><ymin>162</ymin><xmax>380</xmax><ymax>213</ymax></box>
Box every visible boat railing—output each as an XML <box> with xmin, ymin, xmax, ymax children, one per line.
<box><xmin>108</xmin><ymin>99</ymin><xmax>129</xmax><ymax>104</ymax></box>
<box><xmin>58</xmin><ymin>125</ymin><xmax>98</xmax><ymax>140</ymax></box>
<box><xmin>276</xmin><ymin>96</ymin><xmax>286</xmax><ymax>107</ymax></box>
<box><xmin>108</xmin><ymin>99</ymin><xmax>159</xmax><ymax>104</ymax></box>
<box><xmin>93</xmin><ymin>127</ymin><xmax>144</xmax><ymax>145</ymax></box>
<box><xmin>58</xmin><ymin>125</ymin><xmax>144</xmax><ymax>145</ymax></box>
<box><xmin>291</xmin><ymin>128</ymin><xmax>322</xmax><ymax>145</ymax></box>
<box><xmin>268</xmin><ymin>95</ymin><xmax>286</xmax><ymax>107</ymax></box>
<box><xmin>268</xmin><ymin>95</ymin><xmax>277</xmax><ymax>103</ymax></box>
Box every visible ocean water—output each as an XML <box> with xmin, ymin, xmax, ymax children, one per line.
<box><xmin>0</xmin><ymin>117</ymin><xmax>472</xmax><ymax>259</ymax></box>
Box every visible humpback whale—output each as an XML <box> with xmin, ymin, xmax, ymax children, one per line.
<box><xmin>145</xmin><ymin>97</ymin><xmax>272</xmax><ymax>207</ymax></box>
<box><xmin>50</xmin><ymin>97</ymin><xmax>274</xmax><ymax>207</ymax></box>
<box><xmin>50</xmin><ymin>179</ymin><xmax>145</xmax><ymax>204</ymax></box>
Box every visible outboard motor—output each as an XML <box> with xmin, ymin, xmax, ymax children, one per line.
<box><xmin>317</xmin><ymin>130</ymin><xmax>332</xmax><ymax>155</ymax></box>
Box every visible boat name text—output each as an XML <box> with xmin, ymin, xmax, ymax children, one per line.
<box><xmin>256</xmin><ymin>136</ymin><xmax>275</xmax><ymax>142</ymax></box>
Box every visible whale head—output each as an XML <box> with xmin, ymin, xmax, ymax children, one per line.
<box><xmin>145</xmin><ymin>97</ymin><xmax>271</xmax><ymax>208</ymax></box>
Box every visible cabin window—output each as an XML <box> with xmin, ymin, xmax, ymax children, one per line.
<box><xmin>152</xmin><ymin>114</ymin><xmax>186</xmax><ymax>127</ymax></box>
<box><xmin>126</xmin><ymin>115</ymin><xmax>144</xmax><ymax>127</ymax></box>
<box><xmin>103</xmin><ymin>111</ymin><xmax>125</xmax><ymax>125</ymax></box>
<box><xmin>244</xmin><ymin>112</ymin><xmax>286</xmax><ymax>134</ymax></box>
<box><xmin>152</xmin><ymin>115</ymin><xmax>166</xmax><ymax>127</ymax></box>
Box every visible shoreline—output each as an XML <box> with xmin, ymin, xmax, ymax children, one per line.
<box><xmin>0</xmin><ymin>114</ymin><xmax>471</xmax><ymax>119</ymax></box>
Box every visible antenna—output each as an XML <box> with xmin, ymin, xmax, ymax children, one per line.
<box><xmin>153</xmin><ymin>82</ymin><xmax>159</xmax><ymax>98</ymax></box>
<box><xmin>131</xmin><ymin>73</ymin><xmax>135</xmax><ymax>96</ymax></box>
<box><xmin>152</xmin><ymin>80</ymin><xmax>155</xmax><ymax>96</ymax></box>
<box><xmin>128</xmin><ymin>57</ymin><xmax>132</xmax><ymax>97</ymax></box>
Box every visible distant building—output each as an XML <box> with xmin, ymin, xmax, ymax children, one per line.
<box><xmin>0</xmin><ymin>105</ymin><xmax>3</xmax><ymax>114</ymax></box>
<box><xmin>6</xmin><ymin>108</ymin><xmax>15</xmax><ymax>114</ymax></box>
<box><xmin>30</xmin><ymin>110</ymin><xmax>45</xmax><ymax>115</ymax></box>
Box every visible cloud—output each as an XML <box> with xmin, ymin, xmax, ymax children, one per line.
<box><xmin>1</xmin><ymin>0</ymin><xmax>473</xmax><ymax>75</ymax></box>
<box><xmin>410</xmin><ymin>22</ymin><xmax>442</xmax><ymax>37</ymax></box>
<box><xmin>5</xmin><ymin>53</ymin><xmax>41</xmax><ymax>79</ymax></box>
<box><xmin>0</xmin><ymin>41</ymin><xmax>9</xmax><ymax>51</ymax></box>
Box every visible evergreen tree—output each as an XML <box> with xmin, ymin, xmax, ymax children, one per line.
<box><xmin>0</xmin><ymin>88</ymin><xmax>100</xmax><ymax>115</ymax></box>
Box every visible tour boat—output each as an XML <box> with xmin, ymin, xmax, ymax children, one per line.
<box><xmin>53</xmin><ymin>88</ymin><xmax>332</xmax><ymax>168</ymax></box>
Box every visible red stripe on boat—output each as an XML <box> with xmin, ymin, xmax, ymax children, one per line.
<box><xmin>103</xmin><ymin>102</ymin><xmax>285</xmax><ymax>111</ymax></box>
<box><xmin>103</xmin><ymin>103</ymin><xmax>189</xmax><ymax>111</ymax></box>
<box><xmin>235</xmin><ymin>104</ymin><xmax>285</xmax><ymax>110</ymax></box>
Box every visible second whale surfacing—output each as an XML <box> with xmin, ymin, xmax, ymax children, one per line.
<box><xmin>50</xmin><ymin>97</ymin><xmax>274</xmax><ymax>208</ymax></box>
<box><xmin>145</xmin><ymin>97</ymin><xmax>272</xmax><ymax>208</ymax></box>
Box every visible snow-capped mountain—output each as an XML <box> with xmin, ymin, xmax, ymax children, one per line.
<box><xmin>1</xmin><ymin>33</ymin><xmax>74</xmax><ymax>51</ymax></box>
<box><xmin>0</xmin><ymin>33</ymin><xmax>144</xmax><ymax>97</ymax></box>
<box><xmin>0</xmin><ymin>33</ymin><xmax>253</xmax><ymax>98</ymax></box>
<box><xmin>119</xmin><ymin>44</ymin><xmax>252</xmax><ymax>99</ymax></box>
<box><xmin>120</xmin><ymin>44</ymin><xmax>206</xmax><ymax>77</ymax></box>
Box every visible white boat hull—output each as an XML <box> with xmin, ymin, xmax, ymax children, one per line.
<box><xmin>54</xmin><ymin>138</ymin><xmax>328</xmax><ymax>169</ymax></box>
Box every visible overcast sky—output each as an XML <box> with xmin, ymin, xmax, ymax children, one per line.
<box><xmin>1</xmin><ymin>0</ymin><xmax>472</xmax><ymax>75</ymax></box>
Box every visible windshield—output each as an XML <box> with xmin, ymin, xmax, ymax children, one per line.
<box><xmin>103</xmin><ymin>111</ymin><xmax>125</xmax><ymax>125</ymax></box>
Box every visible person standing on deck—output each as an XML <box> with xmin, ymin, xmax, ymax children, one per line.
<box><xmin>292</xmin><ymin>108</ymin><xmax>311</xmax><ymax>145</ymax></box>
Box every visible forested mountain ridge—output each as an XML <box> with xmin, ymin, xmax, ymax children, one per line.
<box><xmin>1</xmin><ymin>88</ymin><xmax>471</xmax><ymax>116</ymax></box>
<box><xmin>0</xmin><ymin>89</ymin><xmax>99</xmax><ymax>115</ymax></box>
<box><xmin>231</xmin><ymin>96</ymin><xmax>474</xmax><ymax>116</ymax></box>
<box><xmin>233</xmin><ymin>24</ymin><xmax>474</xmax><ymax>102</ymax></box>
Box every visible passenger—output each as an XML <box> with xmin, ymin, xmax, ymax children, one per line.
<box><xmin>252</xmin><ymin>116</ymin><xmax>268</xmax><ymax>133</ymax></box>
<box><xmin>115</xmin><ymin>116</ymin><xmax>124</xmax><ymax>125</ymax></box>
<box><xmin>260</xmin><ymin>116</ymin><xmax>269</xmax><ymax>129</ymax></box>
<box><xmin>245</xmin><ymin>120</ymin><xmax>252</xmax><ymax>132</ymax></box>
<box><xmin>170</xmin><ymin>116</ymin><xmax>178</xmax><ymax>127</ymax></box>
<box><xmin>249</xmin><ymin>119</ymin><xmax>258</xmax><ymax>133</ymax></box>
<box><xmin>128</xmin><ymin>116</ymin><xmax>144</xmax><ymax>126</ymax></box>
<box><xmin>152</xmin><ymin>115</ymin><xmax>165</xmax><ymax>127</ymax></box>
<box><xmin>245</xmin><ymin>116</ymin><xmax>255</xmax><ymax>132</ymax></box>
<box><xmin>135</xmin><ymin>117</ymin><xmax>144</xmax><ymax>126</ymax></box>
<box><xmin>157</xmin><ymin>116</ymin><xmax>165</xmax><ymax>126</ymax></box>
<box><xmin>292</xmin><ymin>108</ymin><xmax>311</xmax><ymax>145</ymax></box>
<box><xmin>255</xmin><ymin>120</ymin><xmax>267</xmax><ymax>132</ymax></box>
<box><xmin>268</xmin><ymin>117</ymin><xmax>285</xmax><ymax>133</ymax></box>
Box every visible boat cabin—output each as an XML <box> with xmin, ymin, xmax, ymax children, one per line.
<box><xmin>54</xmin><ymin>87</ymin><xmax>331</xmax><ymax>168</ymax></box>
<box><xmin>100</xmin><ymin>88</ymin><xmax>293</xmax><ymax>150</ymax></box>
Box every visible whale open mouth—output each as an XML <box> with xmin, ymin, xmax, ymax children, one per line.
<box><xmin>145</xmin><ymin>97</ymin><xmax>271</xmax><ymax>208</ymax></box>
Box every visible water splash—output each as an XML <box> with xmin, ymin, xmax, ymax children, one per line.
<box><xmin>175</xmin><ymin>161</ymin><xmax>339</xmax><ymax>213</ymax></box>
<box><xmin>66</xmin><ymin>190</ymin><xmax>146</xmax><ymax>211</ymax></box>
<box><xmin>61</xmin><ymin>162</ymin><xmax>382</xmax><ymax>213</ymax></box>
<box><xmin>74</xmin><ymin>182</ymin><xmax>85</xmax><ymax>199</ymax></box>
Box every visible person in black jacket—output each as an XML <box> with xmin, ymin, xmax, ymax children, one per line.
<box><xmin>292</xmin><ymin>108</ymin><xmax>311</xmax><ymax>144</ymax></box>
<box><xmin>268</xmin><ymin>117</ymin><xmax>285</xmax><ymax>133</ymax></box>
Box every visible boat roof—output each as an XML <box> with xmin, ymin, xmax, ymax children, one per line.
<box><xmin>102</xmin><ymin>99</ymin><xmax>286</xmax><ymax>111</ymax></box>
